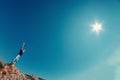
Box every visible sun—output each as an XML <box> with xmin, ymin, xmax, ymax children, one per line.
<box><xmin>91</xmin><ymin>21</ymin><xmax>102</xmax><ymax>35</ymax></box>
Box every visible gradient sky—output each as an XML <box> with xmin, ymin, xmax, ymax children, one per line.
<box><xmin>0</xmin><ymin>0</ymin><xmax>120</xmax><ymax>80</ymax></box>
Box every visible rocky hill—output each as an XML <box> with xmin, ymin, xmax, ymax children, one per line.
<box><xmin>0</xmin><ymin>61</ymin><xmax>44</xmax><ymax>80</ymax></box>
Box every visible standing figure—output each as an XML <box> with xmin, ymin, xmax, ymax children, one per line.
<box><xmin>11</xmin><ymin>42</ymin><xmax>25</xmax><ymax>65</ymax></box>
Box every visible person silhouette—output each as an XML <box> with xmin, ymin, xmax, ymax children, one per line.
<box><xmin>11</xmin><ymin>42</ymin><xmax>25</xmax><ymax>64</ymax></box>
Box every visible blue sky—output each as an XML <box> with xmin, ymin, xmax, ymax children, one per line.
<box><xmin>0</xmin><ymin>0</ymin><xmax>120</xmax><ymax>80</ymax></box>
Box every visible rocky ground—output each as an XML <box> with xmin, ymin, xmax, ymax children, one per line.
<box><xmin>0</xmin><ymin>61</ymin><xmax>44</xmax><ymax>80</ymax></box>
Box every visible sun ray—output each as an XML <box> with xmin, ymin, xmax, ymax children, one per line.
<box><xmin>91</xmin><ymin>21</ymin><xmax>102</xmax><ymax>35</ymax></box>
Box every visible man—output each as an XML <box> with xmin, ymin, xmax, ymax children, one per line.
<box><xmin>11</xmin><ymin>42</ymin><xmax>25</xmax><ymax>65</ymax></box>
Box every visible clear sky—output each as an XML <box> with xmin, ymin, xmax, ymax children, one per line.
<box><xmin>0</xmin><ymin>0</ymin><xmax>120</xmax><ymax>80</ymax></box>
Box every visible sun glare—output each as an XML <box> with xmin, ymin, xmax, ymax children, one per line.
<box><xmin>91</xmin><ymin>21</ymin><xmax>102</xmax><ymax>35</ymax></box>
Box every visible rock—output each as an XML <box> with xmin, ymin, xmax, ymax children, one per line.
<box><xmin>0</xmin><ymin>61</ymin><xmax>44</xmax><ymax>80</ymax></box>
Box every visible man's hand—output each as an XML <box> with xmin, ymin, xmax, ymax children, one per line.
<box><xmin>21</xmin><ymin>42</ymin><xmax>25</xmax><ymax>53</ymax></box>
